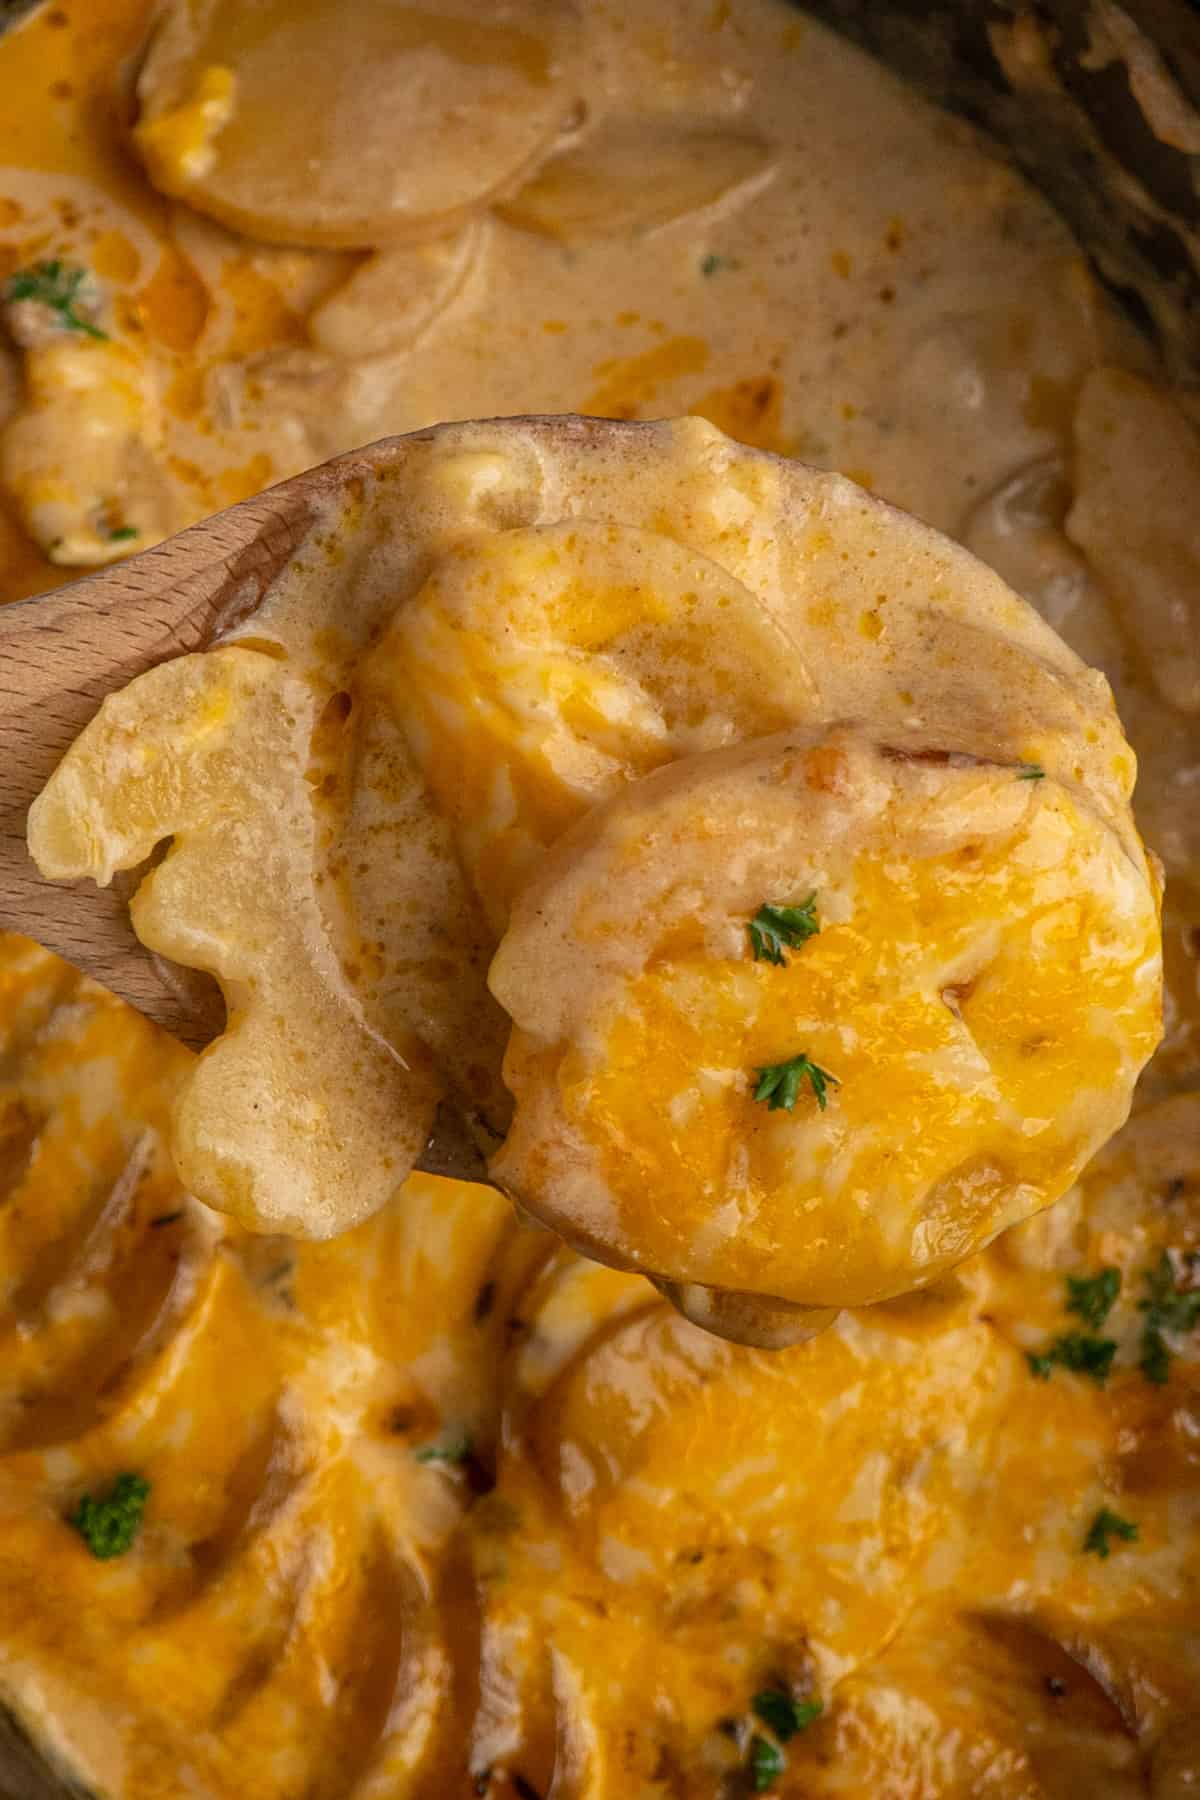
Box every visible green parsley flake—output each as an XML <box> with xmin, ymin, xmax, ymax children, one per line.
<box><xmin>414</xmin><ymin>1432</ymin><xmax>472</xmax><ymax>1466</ymax></box>
<box><xmin>1017</xmin><ymin>764</ymin><xmax>1046</xmax><ymax>781</ymax></box>
<box><xmin>749</xmin><ymin>1735</ymin><xmax>786</xmax><ymax>1792</ymax></box>
<box><xmin>69</xmin><ymin>1473</ymin><xmax>150</xmax><ymax>1560</ymax></box>
<box><xmin>753</xmin><ymin>1054</ymin><xmax>840</xmax><ymax>1112</ymax></box>
<box><xmin>4</xmin><ymin>260</ymin><xmax>107</xmax><ymax>339</ymax></box>
<box><xmin>1137</xmin><ymin>1250</ymin><xmax>1200</xmax><ymax>1386</ymax></box>
<box><xmin>1083</xmin><ymin>1506</ymin><xmax>1138</xmax><ymax>1559</ymax></box>
<box><xmin>1025</xmin><ymin>1333</ymin><xmax>1116</xmax><ymax>1386</ymax></box>
<box><xmin>1065</xmin><ymin>1266</ymin><xmax>1121</xmax><ymax>1331</ymax></box>
<box><xmin>747</xmin><ymin>895</ymin><xmax>820</xmax><ymax>965</ymax></box>
<box><xmin>752</xmin><ymin>1690</ymin><xmax>823</xmax><ymax>1741</ymax></box>
<box><xmin>107</xmin><ymin>524</ymin><xmax>139</xmax><ymax>542</ymax></box>
<box><xmin>1140</xmin><ymin>1330</ymin><xmax>1171</xmax><ymax>1387</ymax></box>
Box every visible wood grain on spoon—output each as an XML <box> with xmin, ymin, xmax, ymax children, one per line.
<box><xmin>0</xmin><ymin>435</ymin><xmax>489</xmax><ymax>1183</ymax></box>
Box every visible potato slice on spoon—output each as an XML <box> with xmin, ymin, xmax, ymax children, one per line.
<box><xmin>5</xmin><ymin>416</ymin><xmax>1162</xmax><ymax>1343</ymax></box>
<box><xmin>490</xmin><ymin>723</ymin><xmax>1162</xmax><ymax>1340</ymax></box>
<box><xmin>370</xmin><ymin>515</ymin><xmax>818</xmax><ymax>930</ymax></box>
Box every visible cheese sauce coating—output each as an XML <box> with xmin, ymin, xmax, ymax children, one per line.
<box><xmin>26</xmin><ymin>419</ymin><xmax>1164</xmax><ymax>1322</ymax></box>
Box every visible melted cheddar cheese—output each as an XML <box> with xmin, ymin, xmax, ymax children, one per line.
<box><xmin>27</xmin><ymin>420</ymin><xmax>1162</xmax><ymax>1325</ymax></box>
<box><xmin>0</xmin><ymin>942</ymin><xmax>1195</xmax><ymax>1797</ymax></box>
<box><xmin>376</xmin><ymin>518</ymin><xmax>814</xmax><ymax>928</ymax></box>
<box><xmin>493</xmin><ymin>730</ymin><xmax>1161</xmax><ymax>1309</ymax></box>
<box><xmin>0</xmin><ymin>941</ymin><xmax>537</xmax><ymax>1799</ymax></box>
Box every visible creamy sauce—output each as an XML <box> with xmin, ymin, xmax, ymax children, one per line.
<box><xmin>0</xmin><ymin>0</ymin><xmax>1153</xmax><ymax>580</ymax></box>
<box><xmin>1</xmin><ymin>0</ymin><xmax>1199</xmax><ymax>1792</ymax></box>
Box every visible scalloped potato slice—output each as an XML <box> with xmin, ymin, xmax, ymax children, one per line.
<box><xmin>526</xmin><ymin>1299</ymin><xmax>998</xmax><ymax>1665</ymax></box>
<box><xmin>134</xmin><ymin>0</ymin><xmax>584</xmax><ymax>249</ymax></box>
<box><xmin>782</xmin><ymin>1610</ymin><xmax>1148</xmax><ymax>1800</ymax></box>
<box><xmin>372</xmin><ymin>517</ymin><xmax>816</xmax><ymax>929</ymax></box>
<box><xmin>311</xmin><ymin>688</ymin><xmax>514</xmax><ymax>1142</ymax></box>
<box><xmin>490</xmin><ymin>725</ymin><xmax>1162</xmax><ymax>1315</ymax></box>
<box><xmin>497</xmin><ymin>115</ymin><xmax>774</xmax><ymax>242</ymax></box>
<box><xmin>29</xmin><ymin>648</ymin><xmax>441</xmax><ymax>1236</ymax></box>
<box><xmin>308</xmin><ymin>222</ymin><xmax>485</xmax><ymax>360</ymax></box>
<box><xmin>471</xmin><ymin>1260</ymin><xmax>1006</xmax><ymax>1779</ymax></box>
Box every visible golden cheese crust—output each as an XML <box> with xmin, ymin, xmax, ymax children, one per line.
<box><xmin>491</xmin><ymin>725</ymin><xmax>1162</xmax><ymax>1309</ymax></box>
<box><xmin>374</xmin><ymin>515</ymin><xmax>816</xmax><ymax>931</ymax></box>
<box><xmin>0</xmin><ymin>936</ymin><xmax>1195</xmax><ymax>1796</ymax></box>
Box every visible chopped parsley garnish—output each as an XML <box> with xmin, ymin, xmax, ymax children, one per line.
<box><xmin>700</xmin><ymin>252</ymin><xmax>738</xmax><ymax>276</ymax></box>
<box><xmin>747</xmin><ymin>895</ymin><xmax>820</xmax><ymax>965</ymax></box>
<box><xmin>1137</xmin><ymin>1250</ymin><xmax>1200</xmax><ymax>1386</ymax></box>
<box><xmin>1017</xmin><ymin>763</ymin><xmax>1046</xmax><ymax>781</ymax></box>
<box><xmin>69</xmin><ymin>1472</ymin><xmax>150</xmax><ymax>1560</ymax></box>
<box><xmin>1026</xmin><ymin>1333</ymin><xmax>1116</xmax><ymax>1386</ymax></box>
<box><xmin>1065</xmin><ymin>1266</ymin><xmax>1121</xmax><ymax>1331</ymax></box>
<box><xmin>753</xmin><ymin>1054</ymin><xmax>839</xmax><ymax>1112</ymax></box>
<box><xmin>752</xmin><ymin>1690</ymin><xmax>823</xmax><ymax>1740</ymax></box>
<box><xmin>1140</xmin><ymin>1328</ymin><xmax>1172</xmax><ymax>1387</ymax></box>
<box><xmin>738</xmin><ymin>1688</ymin><xmax>824</xmax><ymax>1789</ymax></box>
<box><xmin>4</xmin><ymin>260</ymin><xmax>107</xmax><ymax>339</ymax></box>
<box><xmin>1028</xmin><ymin>1269</ymin><xmax>1124</xmax><ymax>1384</ymax></box>
<box><xmin>1082</xmin><ymin>1506</ymin><xmax>1138</xmax><ymax>1559</ymax></box>
<box><xmin>1054</xmin><ymin>1335</ymin><xmax>1117</xmax><ymax>1382</ymax></box>
<box><xmin>92</xmin><ymin>500</ymin><xmax>138</xmax><ymax>543</ymax></box>
<box><xmin>414</xmin><ymin>1432</ymin><xmax>473</xmax><ymax>1465</ymax></box>
<box><xmin>748</xmin><ymin>1736</ymin><xmax>786</xmax><ymax>1792</ymax></box>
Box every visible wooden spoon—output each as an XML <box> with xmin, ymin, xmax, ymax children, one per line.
<box><xmin>0</xmin><ymin>438</ymin><xmax>489</xmax><ymax>1182</ymax></box>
